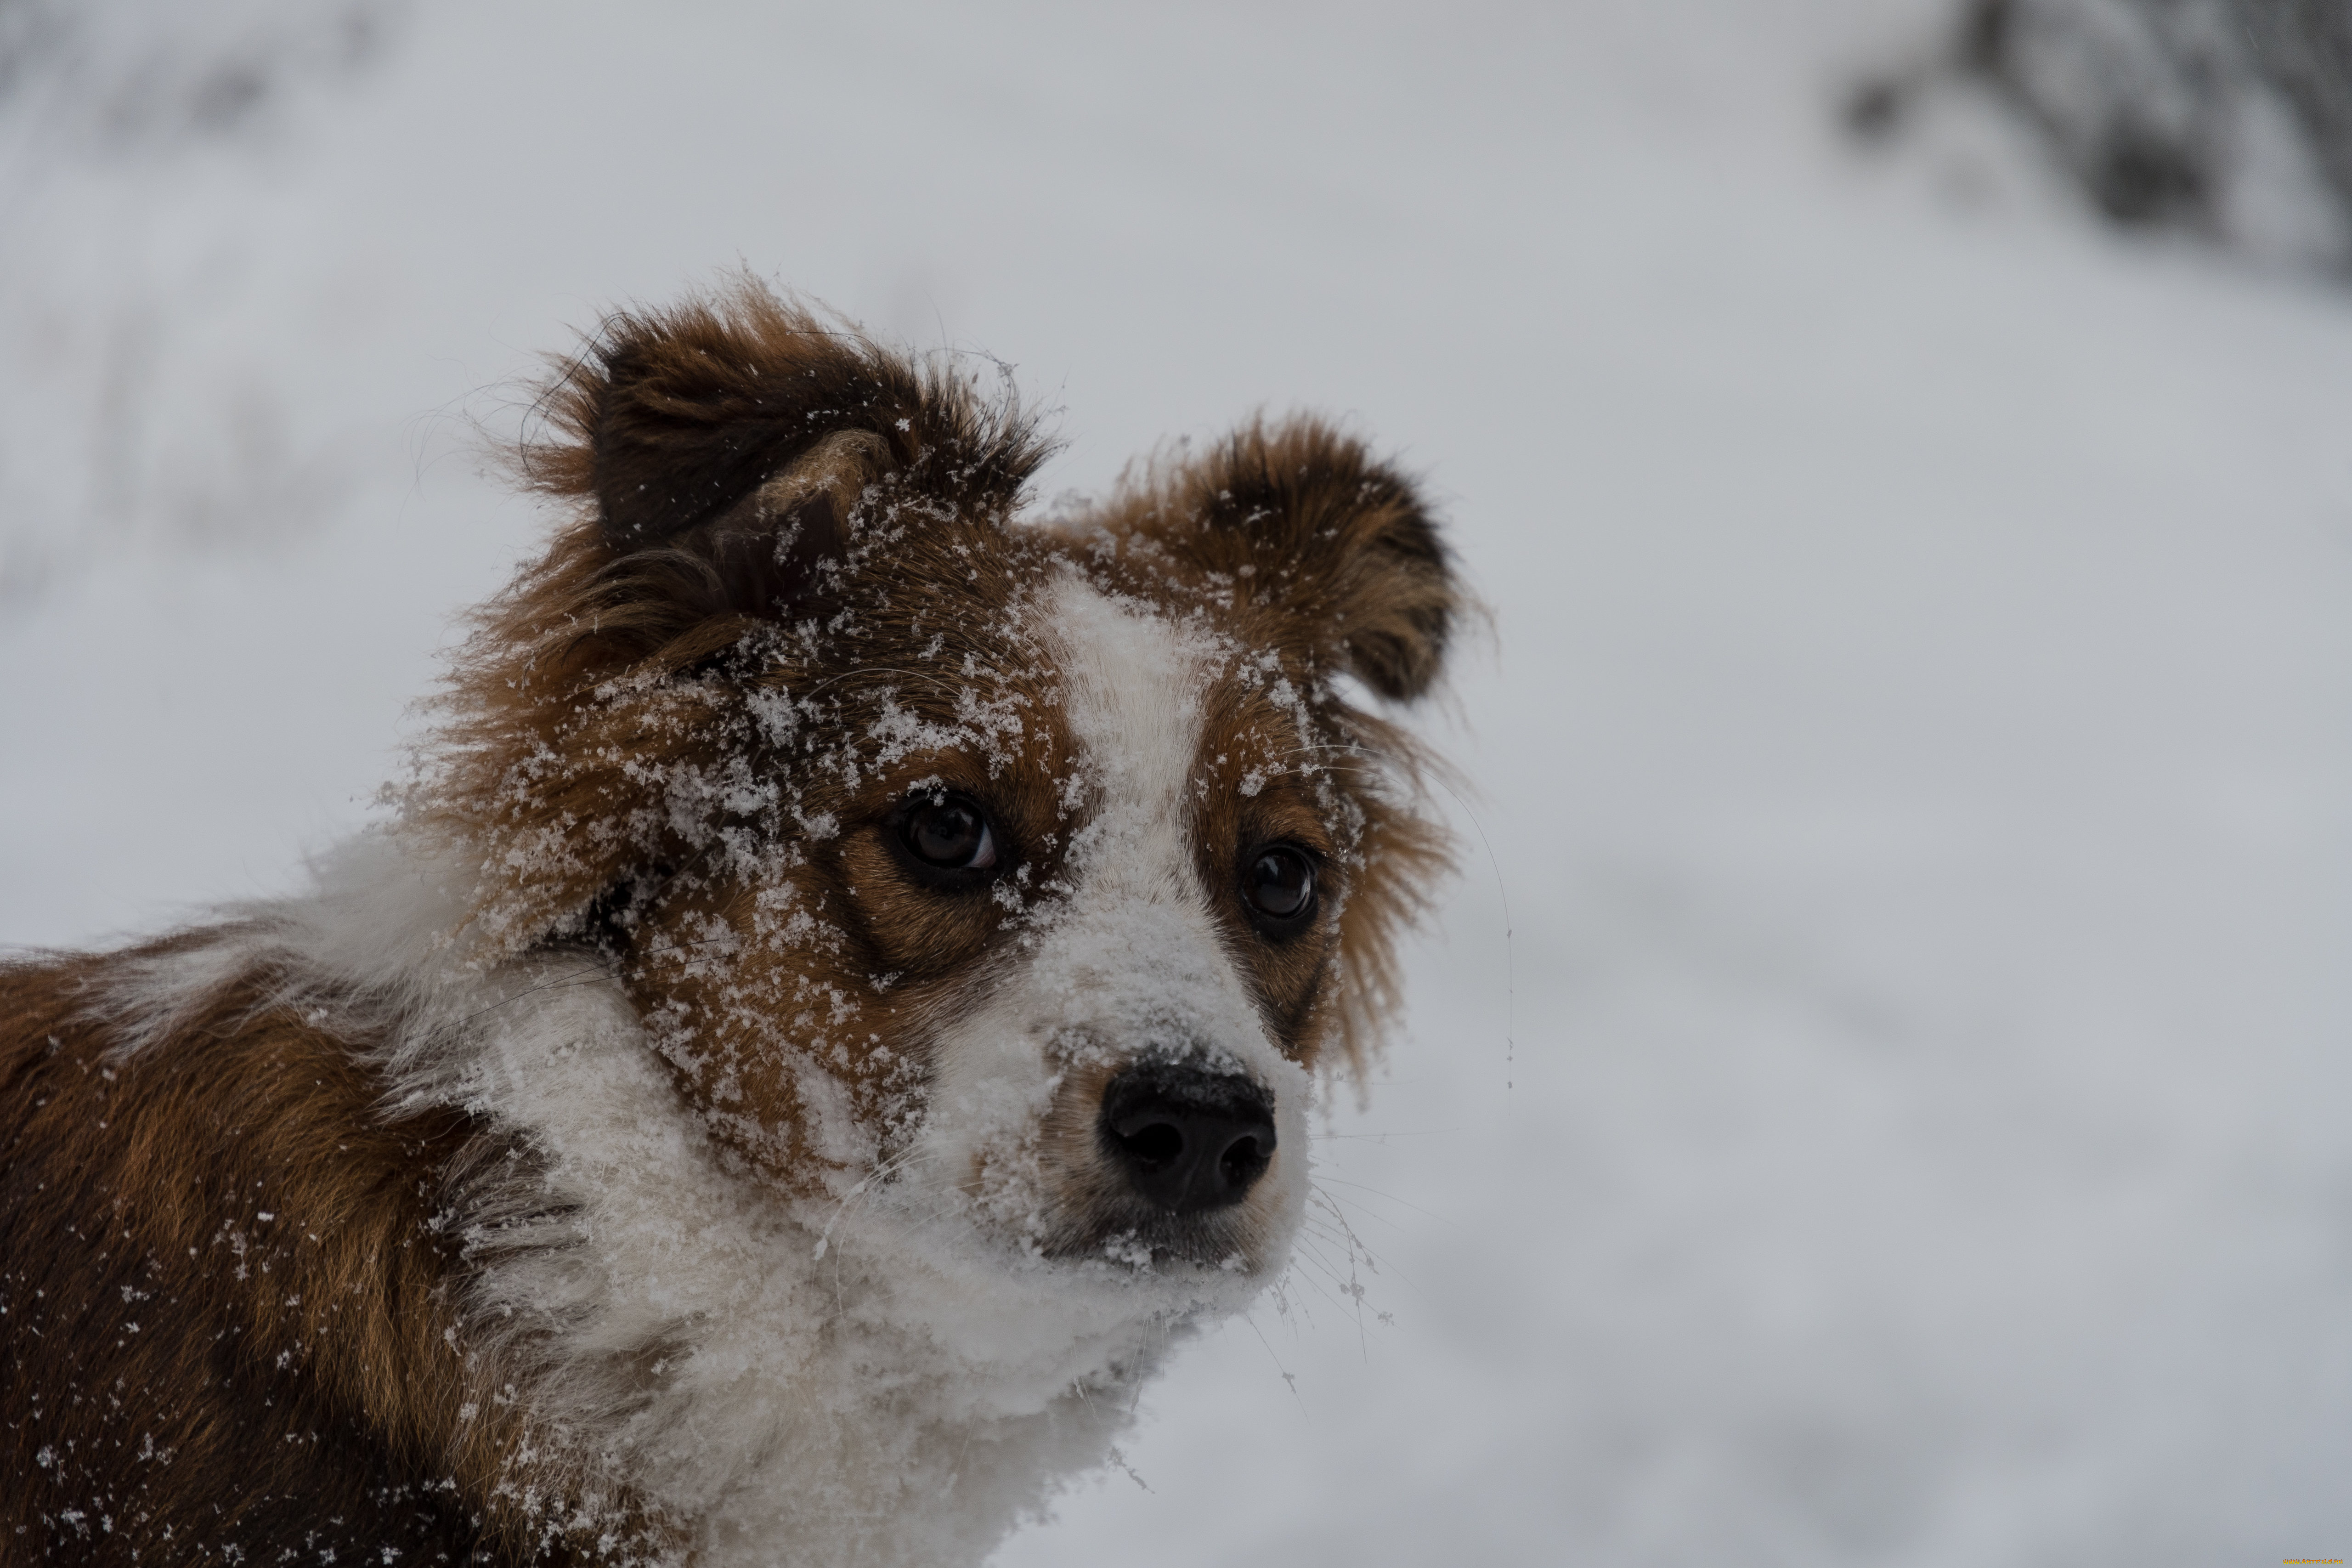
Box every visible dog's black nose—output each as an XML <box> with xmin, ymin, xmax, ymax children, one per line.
<box><xmin>1099</xmin><ymin>1063</ymin><xmax>1277</xmax><ymax>1214</ymax></box>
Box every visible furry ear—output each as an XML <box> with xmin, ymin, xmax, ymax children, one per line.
<box><xmin>504</xmin><ymin>280</ymin><xmax>1051</xmax><ymax>673</ymax></box>
<box><xmin>603</xmin><ymin>428</ymin><xmax>882</xmax><ymax>640</ymax></box>
<box><xmin>526</xmin><ymin>279</ymin><xmax>1045</xmax><ymax>549</ymax></box>
<box><xmin>430</xmin><ymin>288</ymin><xmax>1051</xmax><ymax>953</ymax></box>
<box><xmin>1116</xmin><ymin>418</ymin><xmax>1459</xmax><ymax>702</ymax></box>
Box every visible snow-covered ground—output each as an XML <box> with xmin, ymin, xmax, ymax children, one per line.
<box><xmin>5</xmin><ymin>2</ymin><xmax>2349</xmax><ymax>1562</ymax></box>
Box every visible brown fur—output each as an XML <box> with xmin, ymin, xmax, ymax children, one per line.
<box><xmin>0</xmin><ymin>277</ymin><xmax>1459</xmax><ymax>1562</ymax></box>
<box><xmin>0</xmin><ymin>946</ymin><xmax>658</xmax><ymax>1563</ymax></box>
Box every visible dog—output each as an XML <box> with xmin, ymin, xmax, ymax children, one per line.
<box><xmin>0</xmin><ymin>281</ymin><xmax>1458</xmax><ymax>1566</ymax></box>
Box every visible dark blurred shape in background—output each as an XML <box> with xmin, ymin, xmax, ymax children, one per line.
<box><xmin>1851</xmin><ymin>0</ymin><xmax>2352</xmax><ymax>272</ymax></box>
<box><xmin>0</xmin><ymin>0</ymin><xmax>401</xmax><ymax>151</ymax></box>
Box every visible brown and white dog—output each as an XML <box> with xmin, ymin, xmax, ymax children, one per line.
<box><xmin>0</xmin><ymin>282</ymin><xmax>1457</xmax><ymax>1566</ymax></box>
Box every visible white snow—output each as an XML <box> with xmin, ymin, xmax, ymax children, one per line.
<box><xmin>4</xmin><ymin>1</ymin><xmax>2350</xmax><ymax>1563</ymax></box>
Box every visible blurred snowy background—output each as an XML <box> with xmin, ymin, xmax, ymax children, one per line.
<box><xmin>3</xmin><ymin>0</ymin><xmax>2350</xmax><ymax>1562</ymax></box>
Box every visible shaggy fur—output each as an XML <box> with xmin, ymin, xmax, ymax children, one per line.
<box><xmin>0</xmin><ymin>280</ymin><xmax>1459</xmax><ymax>1566</ymax></box>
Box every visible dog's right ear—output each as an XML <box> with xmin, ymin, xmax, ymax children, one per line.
<box><xmin>508</xmin><ymin>281</ymin><xmax>1048</xmax><ymax>676</ymax></box>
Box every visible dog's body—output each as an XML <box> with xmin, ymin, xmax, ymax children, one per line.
<box><xmin>0</xmin><ymin>284</ymin><xmax>1456</xmax><ymax>1566</ymax></box>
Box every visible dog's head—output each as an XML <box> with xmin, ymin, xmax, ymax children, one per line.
<box><xmin>428</xmin><ymin>283</ymin><xmax>1456</xmax><ymax>1275</ymax></box>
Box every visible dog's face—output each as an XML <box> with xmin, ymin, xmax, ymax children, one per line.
<box><xmin>430</xmin><ymin>287</ymin><xmax>1454</xmax><ymax>1275</ymax></box>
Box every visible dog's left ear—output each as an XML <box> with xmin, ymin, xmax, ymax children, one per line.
<box><xmin>1118</xmin><ymin>418</ymin><xmax>1459</xmax><ymax>702</ymax></box>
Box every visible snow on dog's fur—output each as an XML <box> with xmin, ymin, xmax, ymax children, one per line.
<box><xmin>0</xmin><ymin>281</ymin><xmax>1459</xmax><ymax>1566</ymax></box>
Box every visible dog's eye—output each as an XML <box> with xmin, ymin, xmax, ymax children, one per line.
<box><xmin>903</xmin><ymin>795</ymin><xmax>998</xmax><ymax>872</ymax></box>
<box><xmin>1241</xmin><ymin>846</ymin><xmax>1317</xmax><ymax>926</ymax></box>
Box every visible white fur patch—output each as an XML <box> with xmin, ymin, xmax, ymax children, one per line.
<box><xmin>910</xmin><ymin>574</ymin><xmax>1312</xmax><ymax>1259</ymax></box>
